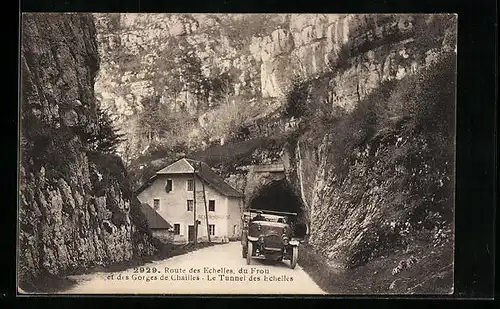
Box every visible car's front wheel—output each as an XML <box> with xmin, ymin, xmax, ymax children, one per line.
<box><xmin>246</xmin><ymin>241</ymin><xmax>253</xmax><ymax>265</ymax></box>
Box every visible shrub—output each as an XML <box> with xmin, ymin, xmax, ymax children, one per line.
<box><xmin>413</xmin><ymin>14</ymin><xmax>457</xmax><ymax>51</ymax></box>
<box><xmin>401</xmin><ymin>52</ymin><xmax>456</xmax><ymax>157</ymax></box>
<box><xmin>21</xmin><ymin>111</ymin><xmax>81</xmax><ymax>185</ymax></box>
<box><xmin>326</xmin><ymin>42</ymin><xmax>353</xmax><ymax>74</ymax></box>
<box><xmin>281</xmin><ymin>77</ymin><xmax>310</xmax><ymax>119</ymax></box>
<box><xmin>327</xmin><ymin>51</ymin><xmax>454</xmax><ymax>177</ymax></box>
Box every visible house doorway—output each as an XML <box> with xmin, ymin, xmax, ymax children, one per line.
<box><xmin>188</xmin><ymin>225</ymin><xmax>195</xmax><ymax>242</ymax></box>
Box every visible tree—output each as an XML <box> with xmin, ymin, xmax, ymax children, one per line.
<box><xmin>138</xmin><ymin>94</ymin><xmax>181</xmax><ymax>145</ymax></box>
<box><xmin>86</xmin><ymin>105</ymin><xmax>126</xmax><ymax>154</ymax></box>
<box><xmin>151</xmin><ymin>37</ymin><xmax>207</xmax><ymax>112</ymax></box>
<box><xmin>120</xmin><ymin>139</ymin><xmax>134</xmax><ymax>170</ymax></box>
<box><xmin>139</xmin><ymin>95</ymin><xmax>162</xmax><ymax>143</ymax></box>
<box><xmin>152</xmin><ymin>37</ymin><xmax>184</xmax><ymax>109</ymax></box>
<box><xmin>208</xmin><ymin>70</ymin><xmax>235</xmax><ymax>106</ymax></box>
<box><xmin>176</xmin><ymin>40</ymin><xmax>207</xmax><ymax>111</ymax></box>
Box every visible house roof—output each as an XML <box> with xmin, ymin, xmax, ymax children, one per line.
<box><xmin>156</xmin><ymin>158</ymin><xmax>194</xmax><ymax>174</ymax></box>
<box><xmin>136</xmin><ymin>158</ymin><xmax>244</xmax><ymax>198</ymax></box>
<box><xmin>139</xmin><ymin>203</ymin><xmax>173</xmax><ymax>230</ymax></box>
<box><xmin>185</xmin><ymin>158</ymin><xmax>244</xmax><ymax>198</ymax></box>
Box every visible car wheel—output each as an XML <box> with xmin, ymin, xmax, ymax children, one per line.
<box><xmin>246</xmin><ymin>242</ymin><xmax>253</xmax><ymax>265</ymax></box>
<box><xmin>290</xmin><ymin>246</ymin><xmax>298</xmax><ymax>269</ymax></box>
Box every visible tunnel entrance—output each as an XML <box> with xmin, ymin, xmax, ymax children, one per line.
<box><xmin>247</xmin><ymin>179</ymin><xmax>307</xmax><ymax>238</ymax></box>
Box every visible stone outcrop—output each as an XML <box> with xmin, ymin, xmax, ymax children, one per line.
<box><xmin>19</xmin><ymin>13</ymin><xmax>156</xmax><ymax>291</ymax></box>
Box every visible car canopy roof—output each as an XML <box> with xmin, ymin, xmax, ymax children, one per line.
<box><xmin>247</xmin><ymin>208</ymin><xmax>298</xmax><ymax>216</ymax></box>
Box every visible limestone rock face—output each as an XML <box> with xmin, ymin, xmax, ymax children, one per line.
<box><xmin>92</xmin><ymin>14</ymin><xmax>455</xmax><ymax>161</ymax></box>
<box><xmin>299</xmin><ymin>131</ymin><xmax>453</xmax><ymax>268</ymax></box>
<box><xmin>19</xmin><ymin>13</ymin><xmax>156</xmax><ymax>291</ymax></box>
<box><xmin>284</xmin><ymin>46</ymin><xmax>456</xmax><ymax>270</ymax></box>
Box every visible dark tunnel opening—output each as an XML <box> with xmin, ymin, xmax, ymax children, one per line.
<box><xmin>248</xmin><ymin>179</ymin><xmax>308</xmax><ymax>238</ymax></box>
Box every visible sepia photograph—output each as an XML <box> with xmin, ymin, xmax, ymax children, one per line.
<box><xmin>18</xmin><ymin>13</ymin><xmax>457</xmax><ymax>295</ymax></box>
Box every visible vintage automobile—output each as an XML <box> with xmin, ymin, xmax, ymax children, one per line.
<box><xmin>241</xmin><ymin>209</ymin><xmax>302</xmax><ymax>269</ymax></box>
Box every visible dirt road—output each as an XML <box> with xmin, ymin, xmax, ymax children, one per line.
<box><xmin>60</xmin><ymin>241</ymin><xmax>327</xmax><ymax>295</ymax></box>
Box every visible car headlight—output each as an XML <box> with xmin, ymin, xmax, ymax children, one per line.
<box><xmin>259</xmin><ymin>236</ymin><xmax>265</xmax><ymax>243</ymax></box>
<box><xmin>282</xmin><ymin>235</ymin><xmax>289</xmax><ymax>245</ymax></box>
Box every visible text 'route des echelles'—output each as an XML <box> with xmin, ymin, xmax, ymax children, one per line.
<box><xmin>105</xmin><ymin>266</ymin><xmax>294</xmax><ymax>282</ymax></box>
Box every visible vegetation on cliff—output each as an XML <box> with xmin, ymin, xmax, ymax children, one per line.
<box><xmin>287</xmin><ymin>50</ymin><xmax>455</xmax><ymax>293</ymax></box>
<box><xmin>94</xmin><ymin>13</ymin><xmax>279</xmax><ymax>162</ymax></box>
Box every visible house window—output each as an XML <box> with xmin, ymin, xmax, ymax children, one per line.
<box><xmin>209</xmin><ymin>224</ymin><xmax>215</xmax><ymax>236</ymax></box>
<box><xmin>187</xmin><ymin>179</ymin><xmax>194</xmax><ymax>191</ymax></box>
<box><xmin>165</xmin><ymin>179</ymin><xmax>173</xmax><ymax>192</ymax></box>
<box><xmin>153</xmin><ymin>199</ymin><xmax>160</xmax><ymax>210</ymax></box>
<box><xmin>173</xmin><ymin>224</ymin><xmax>180</xmax><ymax>235</ymax></box>
<box><xmin>187</xmin><ymin>200</ymin><xmax>194</xmax><ymax>211</ymax></box>
<box><xmin>209</xmin><ymin>200</ymin><xmax>215</xmax><ymax>212</ymax></box>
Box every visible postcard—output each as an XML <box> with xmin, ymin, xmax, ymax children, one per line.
<box><xmin>18</xmin><ymin>13</ymin><xmax>456</xmax><ymax>295</ymax></box>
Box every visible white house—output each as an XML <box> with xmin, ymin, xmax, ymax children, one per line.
<box><xmin>136</xmin><ymin>158</ymin><xmax>244</xmax><ymax>244</ymax></box>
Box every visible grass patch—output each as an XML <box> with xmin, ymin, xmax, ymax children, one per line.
<box><xmin>299</xmin><ymin>238</ymin><xmax>453</xmax><ymax>294</ymax></box>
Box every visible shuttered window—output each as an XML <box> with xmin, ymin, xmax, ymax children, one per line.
<box><xmin>165</xmin><ymin>179</ymin><xmax>173</xmax><ymax>192</ymax></box>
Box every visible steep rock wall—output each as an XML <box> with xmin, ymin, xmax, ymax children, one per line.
<box><xmin>19</xmin><ymin>13</ymin><xmax>156</xmax><ymax>291</ymax></box>
<box><xmin>93</xmin><ymin>13</ymin><xmax>276</xmax><ymax>156</ymax></box>
<box><xmin>284</xmin><ymin>44</ymin><xmax>456</xmax><ymax>272</ymax></box>
<box><xmin>92</xmin><ymin>14</ymin><xmax>456</xmax><ymax>163</ymax></box>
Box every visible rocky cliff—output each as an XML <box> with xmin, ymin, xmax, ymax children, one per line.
<box><xmin>93</xmin><ymin>14</ymin><xmax>281</xmax><ymax>158</ymax></box>
<box><xmin>19</xmin><ymin>13</ymin><xmax>156</xmax><ymax>292</ymax></box>
<box><xmin>284</xmin><ymin>49</ymin><xmax>455</xmax><ymax>293</ymax></box>
<box><xmin>93</xmin><ymin>14</ymin><xmax>455</xmax><ymax>158</ymax></box>
<box><xmin>279</xmin><ymin>19</ymin><xmax>456</xmax><ymax>291</ymax></box>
